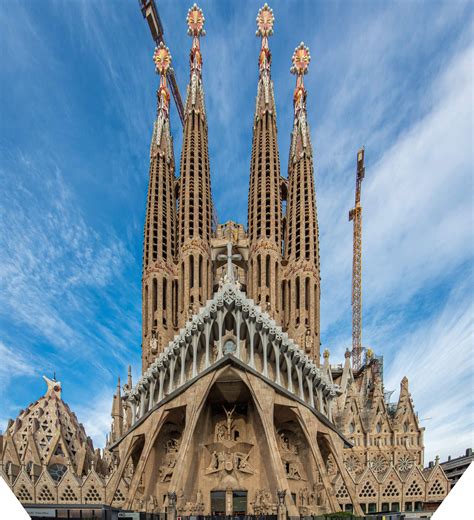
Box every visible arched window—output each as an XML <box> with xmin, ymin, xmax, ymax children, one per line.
<box><xmin>144</xmin><ymin>284</ymin><xmax>149</xmax><ymax>334</ymax></box>
<box><xmin>305</xmin><ymin>277</ymin><xmax>310</xmax><ymax>310</ymax></box>
<box><xmin>296</xmin><ymin>277</ymin><xmax>300</xmax><ymax>310</ymax></box>
<box><xmin>189</xmin><ymin>255</ymin><xmax>194</xmax><ymax>288</ymax></box>
<box><xmin>265</xmin><ymin>255</ymin><xmax>270</xmax><ymax>288</ymax></box>
<box><xmin>198</xmin><ymin>255</ymin><xmax>203</xmax><ymax>288</ymax></box>
<box><xmin>257</xmin><ymin>255</ymin><xmax>261</xmax><ymax>287</ymax></box>
<box><xmin>163</xmin><ymin>278</ymin><xmax>167</xmax><ymax>313</ymax></box>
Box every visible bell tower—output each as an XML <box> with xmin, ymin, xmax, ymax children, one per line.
<box><xmin>283</xmin><ymin>43</ymin><xmax>321</xmax><ymax>363</ymax></box>
<box><xmin>177</xmin><ymin>4</ymin><xmax>214</xmax><ymax>325</ymax></box>
<box><xmin>247</xmin><ymin>4</ymin><xmax>283</xmax><ymax>318</ymax></box>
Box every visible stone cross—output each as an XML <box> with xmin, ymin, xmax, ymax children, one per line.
<box><xmin>217</xmin><ymin>241</ymin><xmax>242</xmax><ymax>282</ymax></box>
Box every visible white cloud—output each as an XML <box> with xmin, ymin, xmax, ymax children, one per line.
<box><xmin>385</xmin><ymin>277</ymin><xmax>474</xmax><ymax>462</ymax></box>
<box><xmin>320</xmin><ymin>42</ymin><xmax>474</xmax><ymax>331</ymax></box>
<box><xmin>74</xmin><ymin>389</ymin><xmax>114</xmax><ymax>449</ymax></box>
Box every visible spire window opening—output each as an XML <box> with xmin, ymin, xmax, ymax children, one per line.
<box><xmin>305</xmin><ymin>277</ymin><xmax>310</xmax><ymax>311</ymax></box>
<box><xmin>190</xmin><ymin>255</ymin><xmax>195</xmax><ymax>288</ymax></box>
<box><xmin>296</xmin><ymin>277</ymin><xmax>300</xmax><ymax>310</ymax></box>
<box><xmin>199</xmin><ymin>255</ymin><xmax>203</xmax><ymax>288</ymax></box>
<box><xmin>265</xmin><ymin>255</ymin><xmax>270</xmax><ymax>288</ymax></box>
<box><xmin>257</xmin><ymin>255</ymin><xmax>262</xmax><ymax>288</ymax></box>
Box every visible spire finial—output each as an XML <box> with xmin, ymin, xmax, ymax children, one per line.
<box><xmin>256</xmin><ymin>4</ymin><xmax>274</xmax><ymax>75</ymax></box>
<box><xmin>187</xmin><ymin>4</ymin><xmax>205</xmax><ymax>83</ymax></box>
<box><xmin>291</xmin><ymin>42</ymin><xmax>311</xmax><ymax>114</ymax></box>
<box><xmin>256</xmin><ymin>4</ymin><xmax>274</xmax><ymax>38</ymax></box>
<box><xmin>153</xmin><ymin>42</ymin><xmax>172</xmax><ymax>116</ymax></box>
<box><xmin>187</xmin><ymin>4</ymin><xmax>205</xmax><ymax>37</ymax></box>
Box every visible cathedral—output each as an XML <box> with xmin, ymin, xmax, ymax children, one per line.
<box><xmin>0</xmin><ymin>4</ymin><xmax>449</xmax><ymax>518</ymax></box>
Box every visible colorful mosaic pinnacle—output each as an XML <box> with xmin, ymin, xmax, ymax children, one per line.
<box><xmin>153</xmin><ymin>42</ymin><xmax>172</xmax><ymax>76</ymax></box>
<box><xmin>187</xmin><ymin>3</ymin><xmax>206</xmax><ymax>37</ymax></box>
<box><xmin>256</xmin><ymin>3</ymin><xmax>274</xmax><ymax>38</ymax></box>
<box><xmin>291</xmin><ymin>42</ymin><xmax>311</xmax><ymax>76</ymax></box>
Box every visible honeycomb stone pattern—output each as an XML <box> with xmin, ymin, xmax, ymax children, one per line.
<box><xmin>60</xmin><ymin>485</ymin><xmax>78</xmax><ymax>502</ymax></box>
<box><xmin>359</xmin><ymin>481</ymin><xmax>377</xmax><ymax>499</ymax></box>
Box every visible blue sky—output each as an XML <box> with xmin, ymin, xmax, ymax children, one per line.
<box><xmin>0</xmin><ymin>0</ymin><xmax>472</xmax><ymax>462</ymax></box>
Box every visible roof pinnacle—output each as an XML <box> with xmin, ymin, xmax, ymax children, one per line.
<box><xmin>291</xmin><ymin>42</ymin><xmax>311</xmax><ymax>115</ymax></box>
<box><xmin>256</xmin><ymin>4</ymin><xmax>274</xmax><ymax>75</ymax></box>
<box><xmin>187</xmin><ymin>4</ymin><xmax>205</xmax><ymax>77</ymax></box>
<box><xmin>153</xmin><ymin>42</ymin><xmax>172</xmax><ymax>116</ymax></box>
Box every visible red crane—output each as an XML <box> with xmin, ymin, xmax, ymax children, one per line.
<box><xmin>139</xmin><ymin>0</ymin><xmax>185</xmax><ymax>126</ymax></box>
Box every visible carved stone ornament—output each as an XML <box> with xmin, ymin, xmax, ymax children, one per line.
<box><xmin>370</xmin><ymin>454</ymin><xmax>388</xmax><ymax>474</ymax></box>
<box><xmin>397</xmin><ymin>453</ymin><xmax>414</xmax><ymax>472</ymax></box>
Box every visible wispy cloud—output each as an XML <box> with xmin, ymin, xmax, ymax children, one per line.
<box><xmin>0</xmin><ymin>0</ymin><xmax>472</xmax><ymax>457</ymax></box>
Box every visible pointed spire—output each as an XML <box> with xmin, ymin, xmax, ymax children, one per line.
<box><xmin>111</xmin><ymin>377</ymin><xmax>122</xmax><ymax>419</ymax></box>
<box><xmin>289</xmin><ymin>42</ymin><xmax>312</xmax><ymax>163</ymax></box>
<box><xmin>151</xmin><ymin>42</ymin><xmax>173</xmax><ymax>158</ymax></box>
<box><xmin>186</xmin><ymin>4</ymin><xmax>206</xmax><ymax>111</ymax></box>
<box><xmin>127</xmin><ymin>365</ymin><xmax>132</xmax><ymax>390</ymax></box>
<box><xmin>256</xmin><ymin>3</ymin><xmax>274</xmax><ymax>75</ymax></box>
<box><xmin>254</xmin><ymin>4</ymin><xmax>275</xmax><ymax>114</ymax></box>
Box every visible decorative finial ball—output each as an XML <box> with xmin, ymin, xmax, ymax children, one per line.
<box><xmin>323</xmin><ymin>348</ymin><xmax>330</xmax><ymax>359</ymax></box>
<box><xmin>290</xmin><ymin>42</ymin><xmax>311</xmax><ymax>75</ymax></box>
<box><xmin>256</xmin><ymin>3</ymin><xmax>274</xmax><ymax>37</ymax></box>
<box><xmin>367</xmin><ymin>348</ymin><xmax>374</xmax><ymax>359</ymax></box>
<box><xmin>153</xmin><ymin>42</ymin><xmax>172</xmax><ymax>75</ymax></box>
<box><xmin>187</xmin><ymin>4</ymin><xmax>205</xmax><ymax>37</ymax></box>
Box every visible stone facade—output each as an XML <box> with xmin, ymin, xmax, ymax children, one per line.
<box><xmin>0</xmin><ymin>2</ymin><xmax>450</xmax><ymax>517</ymax></box>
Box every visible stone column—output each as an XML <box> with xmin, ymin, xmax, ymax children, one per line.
<box><xmin>225</xmin><ymin>488</ymin><xmax>233</xmax><ymax>515</ymax></box>
<box><xmin>277</xmin><ymin>489</ymin><xmax>287</xmax><ymax>520</ymax></box>
<box><xmin>166</xmin><ymin>491</ymin><xmax>177</xmax><ymax>520</ymax></box>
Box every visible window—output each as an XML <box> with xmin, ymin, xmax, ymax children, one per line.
<box><xmin>368</xmin><ymin>503</ymin><xmax>377</xmax><ymax>513</ymax></box>
<box><xmin>47</xmin><ymin>463</ymin><xmax>67</xmax><ymax>482</ymax></box>
<box><xmin>189</xmin><ymin>255</ymin><xmax>194</xmax><ymax>288</ymax></box>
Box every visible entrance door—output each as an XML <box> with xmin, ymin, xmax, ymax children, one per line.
<box><xmin>232</xmin><ymin>491</ymin><xmax>247</xmax><ymax>515</ymax></box>
<box><xmin>211</xmin><ymin>490</ymin><xmax>226</xmax><ymax>515</ymax></box>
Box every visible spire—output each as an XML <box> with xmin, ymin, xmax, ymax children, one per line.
<box><xmin>142</xmin><ymin>41</ymin><xmax>178</xmax><ymax>371</ymax></box>
<box><xmin>283</xmin><ymin>43</ymin><xmax>320</xmax><ymax>363</ymax></box>
<box><xmin>255</xmin><ymin>3</ymin><xmax>275</xmax><ymax>113</ymax></box>
<box><xmin>289</xmin><ymin>43</ymin><xmax>312</xmax><ymax>163</ymax></box>
<box><xmin>150</xmin><ymin>42</ymin><xmax>173</xmax><ymax>159</ymax></box>
<box><xmin>185</xmin><ymin>3</ymin><xmax>206</xmax><ymax>114</ymax></box>
<box><xmin>247</xmin><ymin>4</ymin><xmax>282</xmax><ymax>315</ymax></box>
<box><xmin>127</xmin><ymin>365</ymin><xmax>132</xmax><ymax>390</ymax></box>
<box><xmin>110</xmin><ymin>376</ymin><xmax>123</xmax><ymax>443</ymax></box>
<box><xmin>177</xmin><ymin>3</ymin><xmax>214</xmax><ymax>323</ymax></box>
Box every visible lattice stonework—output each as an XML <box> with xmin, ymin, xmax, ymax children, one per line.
<box><xmin>382</xmin><ymin>480</ymin><xmax>400</xmax><ymax>498</ymax></box>
<box><xmin>84</xmin><ymin>485</ymin><xmax>102</xmax><ymax>503</ymax></box>
<box><xmin>37</xmin><ymin>485</ymin><xmax>55</xmax><ymax>503</ymax></box>
<box><xmin>112</xmin><ymin>487</ymin><xmax>126</xmax><ymax>505</ymax></box>
<box><xmin>336</xmin><ymin>482</ymin><xmax>350</xmax><ymax>500</ymax></box>
<box><xmin>16</xmin><ymin>485</ymin><xmax>33</xmax><ymax>502</ymax></box>
<box><xmin>429</xmin><ymin>479</ymin><xmax>444</xmax><ymax>496</ymax></box>
<box><xmin>359</xmin><ymin>481</ymin><xmax>377</xmax><ymax>499</ymax></box>
<box><xmin>60</xmin><ymin>485</ymin><xmax>78</xmax><ymax>502</ymax></box>
<box><xmin>405</xmin><ymin>480</ymin><xmax>423</xmax><ymax>497</ymax></box>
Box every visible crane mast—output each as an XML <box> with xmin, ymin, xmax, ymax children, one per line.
<box><xmin>349</xmin><ymin>148</ymin><xmax>365</xmax><ymax>371</ymax></box>
<box><xmin>139</xmin><ymin>0</ymin><xmax>185</xmax><ymax>126</ymax></box>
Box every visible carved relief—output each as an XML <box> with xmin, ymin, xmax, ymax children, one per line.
<box><xmin>159</xmin><ymin>432</ymin><xmax>181</xmax><ymax>482</ymax></box>
<box><xmin>397</xmin><ymin>453</ymin><xmax>414</xmax><ymax>472</ymax></box>
<box><xmin>252</xmin><ymin>489</ymin><xmax>276</xmax><ymax>515</ymax></box>
<box><xmin>369</xmin><ymin>454</ymin><xmax>387</xmax><ymax>474</ymax></box>
<box><xmin>205</xmin><ymin>405</ymin><xmax>255</xmax><ymax>476</ymax></box>
<box><xmin>344</xmin><ymin>454</ymin><xmax>361</xmax><ymax>475</ymax></box>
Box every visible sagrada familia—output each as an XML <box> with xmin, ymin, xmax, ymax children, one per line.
<box><xmin>0</xmin><ymin>4</ymin><xmax>449</xmax><ymax>518</ymax></box>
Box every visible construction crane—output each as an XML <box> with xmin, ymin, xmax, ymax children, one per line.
<box><xmin>139</xmin><ymin>0</ymin><xmax>185</xmax><ymax>126</ymax></box>
<box><xmin>349</xmin><ymin>148</ymin><xmax>365</xmax><ymax>371</ymax></box>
